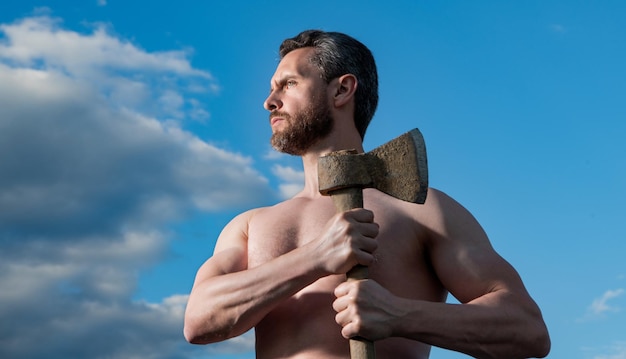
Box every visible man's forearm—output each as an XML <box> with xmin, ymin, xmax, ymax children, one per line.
<box><xmin>184</xmin><ymin>247</ymin><xmax>325</xmax><ymax>344</ymax></box>
<box><xmin>392</xmin><ymin>291</ymin><xmax>550</xmax><ymax>359</ymax></box>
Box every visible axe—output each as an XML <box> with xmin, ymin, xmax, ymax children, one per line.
<box><xmin>318</xmin><ymin>128</ymin><xmax>429</xmax><ymax>359</ymax></box>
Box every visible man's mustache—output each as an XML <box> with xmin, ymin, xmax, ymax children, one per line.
<box><xmin>269</xmin><ymin>111</ymin><xmax>291</xmax><ymax>122</ymax></box>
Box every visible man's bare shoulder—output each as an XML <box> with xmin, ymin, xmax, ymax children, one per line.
<box><xmin>404</xmin><ymin>187</ymin><xmax>475</xmax><ymax>233</ymax></box>
<box><xmin>222</xmin><ymin>197</ymin><xmax>318</xmax><ymax>239</ymax></box>
<box><xmin>362</xmin><ymin>187</ymin><xmax>444</xmax><ymax>222</ymax></box>
<box><xmin>423</xmin><ymin>187</ymin><xmax>487</xmax><ymax>230</ymax></box>
<box><xmin>213</xmin><ymin>206</ymin><xmax>270</xmax><ymax>252</ymax></box>
<box><xmin>221</xmin><ymin>199</ymin><xmax>298</xmax><ymax>228</ymax></box>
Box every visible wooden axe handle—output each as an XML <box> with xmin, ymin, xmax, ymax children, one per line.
<box><xmin>329</xmin><ymin>187</ymin><xmax>376</xmax><ymax>359</ymax></box>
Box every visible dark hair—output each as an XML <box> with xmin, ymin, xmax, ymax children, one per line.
<box><xmin>279</xmin><ymin>30</ymin><xmax>378</xmax><ymax>140</ymax></box>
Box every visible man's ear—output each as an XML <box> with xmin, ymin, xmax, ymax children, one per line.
<box><xmin>333</xmin><ymin>74</ymin><xmax>357</xmax><ymax>107</ymax></box>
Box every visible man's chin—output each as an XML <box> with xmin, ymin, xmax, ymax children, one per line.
<box><xmin>271</xmin><ymin>136</ymin><xmax>304</xmax><ymax>156</ymax></box>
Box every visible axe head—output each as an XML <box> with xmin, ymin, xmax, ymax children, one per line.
<box><xmin>318</xmin><ymin>128</ymin><xmax>428</xmax><ymax>204</ymax></box>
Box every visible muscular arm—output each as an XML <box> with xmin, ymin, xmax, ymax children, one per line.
<box><xmin>183</xmin><ymin>210</ymin><xmax>321</xmax><ymax>344</ymax></box>
<box><xmin>334</xmin><ymin>189</ymin><xmax>550</xmax><ymax>358</ymax></box>
<box><xmin>184</xmin><ymin>207</ymin><xmax>379</xmax><ymax>344</ymax></box>
<box><xmin>407</xmin><ymin>189</ymin><xmax>550</xmax><ymax>358</ymax></box>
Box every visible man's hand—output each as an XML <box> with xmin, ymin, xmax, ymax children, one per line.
<box><xmin>333</xmin><ymin>279</ymin><xmax>404</xmax><ymax>341</ymax></box>
<box><xmin>310</xmin><ymin>208</ymin><xmax>379</xmax><ymax>275</ymax></box>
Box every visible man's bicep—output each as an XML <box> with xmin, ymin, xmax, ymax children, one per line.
<box><xmin>423</xmin><ymin>189</ymin><xmax>526</xmax><ymax>303</ymax></box>
<box><xmin>434</xmin><ymin>238</ymin><xmax>525</xmax><ymax>304</ymax></box>
<box><xmin>193</xmin><ymin>211</ymin><xmax>252</xmax><ymax>283</ymax></box>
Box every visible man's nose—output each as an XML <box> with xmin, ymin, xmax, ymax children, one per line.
<box><xmin>264</xmin><ymin>91</ymin><xmax>282</xmax><ymax>111</ymax></box>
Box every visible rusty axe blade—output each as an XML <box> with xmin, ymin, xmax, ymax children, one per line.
<box><xmin>318</xmin><ymin>128</ymin><xmax>428</xmax><ymax>204</ymax></box>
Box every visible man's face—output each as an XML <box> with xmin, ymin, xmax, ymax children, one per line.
<box><xmin>265</xmin><ymin>48</ymin><xmax>334</xmax><ymax>156</ymax></box>
<box><xmin>269</xmin><ymin>94</ymin><xmax>333</xmax><ymax>156</ymax></box>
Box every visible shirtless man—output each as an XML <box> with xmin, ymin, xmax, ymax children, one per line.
<box><xmin>183</xmin><ymin>30</ymin><xmax>550</xmax><ymax>358</ymax></box>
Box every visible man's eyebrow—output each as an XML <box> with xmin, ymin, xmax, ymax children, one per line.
<box><xmin>270</xmin><ymin>73</ymin><xmax>298</xmax><ymax>91</ymax></box>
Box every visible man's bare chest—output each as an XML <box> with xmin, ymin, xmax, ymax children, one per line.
<box><xmin>245</xmin><ymin>195</ymin><xmax>425</xmax><ymax>273</ymax></box>
<box><xmin>247</xmin><ymin>193</ymin><xmax>445</xmax><ymax>313</ymax></box>
<box><xmin>247</xmin><ymin>198</ymin><xmax>336</xmax><ymax>268</ymax></box>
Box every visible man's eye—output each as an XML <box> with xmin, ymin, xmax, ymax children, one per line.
<box><xmin>285</xmin><ymin>80</ymin><xmax>297</xmax><ymax>88</ymax></box>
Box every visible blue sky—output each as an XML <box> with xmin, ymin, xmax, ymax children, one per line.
<box><xmin>0</xmin><ymin>1</ymin><xmax>624</xmax><ymax>358</ymax></box>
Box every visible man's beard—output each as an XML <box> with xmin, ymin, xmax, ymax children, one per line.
<box><xmin>270</xmin><ymin>100</ymin><xmax>334</xmax><ymax>156</ymax></box>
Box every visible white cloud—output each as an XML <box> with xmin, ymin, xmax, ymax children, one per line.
<box><xmin>159</xmin><ymin>89</ymin><xmax>185</xmax><ymax>118</ymax></box>
<box><xmin>0</xmin><ymin>15</ymin><xmax>272</xmax><ymax>234</ymax></box>
<box><xmin>263</xmin><ymin>150</ymin><xmax>305</xmax><ymax>200</ymax></box>
<box><xmin>264</xmin><ymin>147</ymin><xmax>287</xmax><ymax>160</ymax></box>
<box><xmin>592</xmin><ymin>341</ymin><xmax>626</xmax><ymax>359</ymax></box>
<box><xmin>272</xmin><ymin>164</ymin><xmax>304</xmax><ymax>199</ymax></box>
<box><xmin>188</xmin><ymin>98</ymin><xmax>210</xmax><ymax>122</ymax></box>
<box><xmin>207</xmin><ymin>330</ymin><xmax>256</xmax><ymax>355</ymax></box>
<box><xmin>0</xmin><ymin>16</ymin><xmax>211</xmax><ymax>77</ymax></box>
<box><xmin>0</xmin><ymin>231</ymin><xmax>177</xmax><ymax>359</ymax></box>
<box><xmin>0</xmin><ymin>15</ymin><xmax>218</xmax><ymax>121</ymax></box>
<box><xmin>0</xmin><ymin>14</ymin><xmax>267</xmax><ymax>359</ymax></box>
<box><xmin>590</xmin><ymin>289</ymin><xmax>625</xmax><ymax>315</ymax></box>
<box><xmin>277</xmin><ymin>183</ymin><xmax>304</xmax><ymax>199</ymax></box>
<box><xmin>273</xmin><ymin>164</ymin><xmax>305</xmax><ymax>183</ymax></box>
